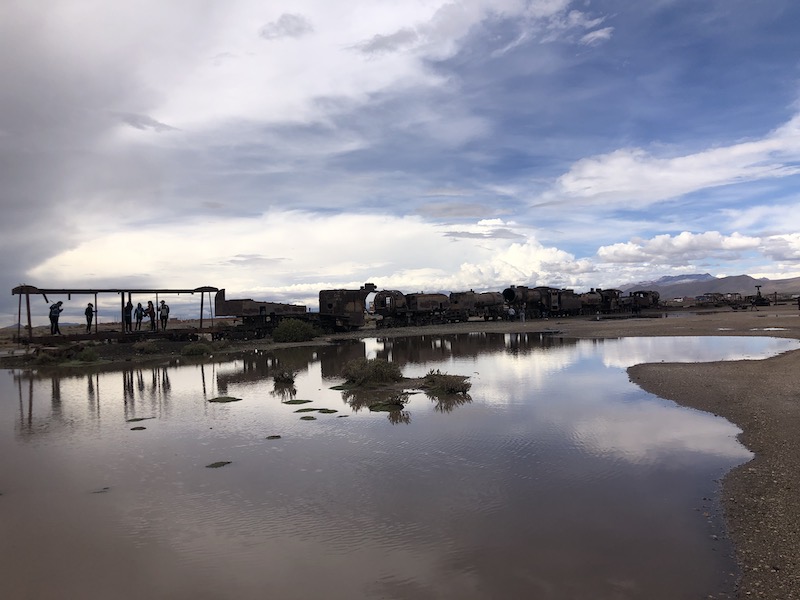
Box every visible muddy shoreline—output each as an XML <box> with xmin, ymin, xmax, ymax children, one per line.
<box><xmin>3</xmin><ymin>305</ymin><xmax>800</xmax><ymax>598</ymax></box>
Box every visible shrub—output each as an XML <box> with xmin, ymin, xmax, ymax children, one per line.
<box><xmin>272</xmin><ymin>319</ymin><xmax>318</xmax><ymax>343</ymax></box>
<box><xmin>34</xmin><ymin>353</ymin><xmax>59</xmax><ymax>365</ymax></box>
<box><xmin>341</xmin><ymin>358</ymin><xmax>403</xmax><ymax>386</ymax></box>
<box><xmin>180</xmin><ymin>342</ymin><xmax>212</xmax><ymax>356</ymax></box>
<box><xmin>76</xmin><ymin>347</ymin><xmax>99</xmax><ymax>362</ymax></box>
<box><xmin>423</xmin><ymin>369</ymin><xmax>471</xmax><ymax>394</ymax></box>
<box><xmin>133</xmin><ymin>341</ymin><xmax>159</xmax><ymax>354</ymax></box>
<box><xmin>273</xmin><ymin>369</ymin><xmax>296</xmax><ymax>384</ymax></box>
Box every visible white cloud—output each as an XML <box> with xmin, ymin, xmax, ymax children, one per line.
<box><xmin>596</xmin><ymin>231</ymin><xmax>762</xmax><ymax>265</ymax></box>
<box><xmin>760</xmin><ymin>233</ymin><xmax>800</xmax><ymax>262</ymax></box>
<box><xmin>542</xmin><ymin>113</ymin><xmax>800</xmax><ymax>208</ymax></box>
<box><xmin>580</xmin><ymin>26</ymin><xmax>613</xmax><ymax>46</ymax></box>
<box><xmin>25</xmin><ymin>212</ymin><xmax>600</xmax><ymax>299</ymax></box>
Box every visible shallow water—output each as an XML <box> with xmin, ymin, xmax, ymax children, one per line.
<box><xmin>2</xmin><ymin>334</ymin><xmax>798</xmax><ymax>599</ymax></box>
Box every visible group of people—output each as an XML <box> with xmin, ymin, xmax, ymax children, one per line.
<box><xmin>48</xmin><ymin>299</ymin><xmax>170</xmax><ymax>335</ymax></box>
<box><xmin>124</xmin><ymin>300</ymin><xmax>170</xmax><ymax>332</ymax></box>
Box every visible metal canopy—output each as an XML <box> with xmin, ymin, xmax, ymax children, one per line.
<box><xmin>12</xmin><ymin>284</ymin><xmax>219</xmax><ymax>341</ymax></box>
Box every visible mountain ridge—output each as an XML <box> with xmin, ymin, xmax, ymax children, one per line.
<box><xmin>618</xmin><ymin>274</ymin><xmax>800</xmax><ymax>298</ymax></box>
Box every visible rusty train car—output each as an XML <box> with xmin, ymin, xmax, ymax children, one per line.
<box><xmin>373</xmin><ymin>290</ymin><xmax>506</xmax><ymax>328</ymax></box>
<box><xmin>214</xmin><ymin>283</ymin><xmax>376</xmax><ymax>338</ymax></box>
<box><xmin>214</xmin><ymin>282</ymin><xmax>660</xmax><ymax>337</ymax></box>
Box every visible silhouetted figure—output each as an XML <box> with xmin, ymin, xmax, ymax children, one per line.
<box><xmin>159</xmin><ymin>300</ymin><xmax>170</xmax><ymax>330</ymax></box>
<box><xmin>145</xmin><ymin>301</ymin><xmax>156</xmax><ymax>331</ymax></box>
<box><xmin>85</xmin><ymin>303</ymin><xmax>95</xmax><ymax>333</ymax></box>
<box><xmin>134</xmin><ymin>303</ymin><xmax>144</xmax><ymax>331</ymax></box>
<box><xmin>49</xmin><ymin>301</ymin><xmax>63</xmax><ymax>335</ymax></box>
<box><xmin>124</xmin><ymin>301</ymin><xmax>133</xmax><ymax>332</ymax></box>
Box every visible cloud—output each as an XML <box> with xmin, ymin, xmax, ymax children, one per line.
<box><xmin>580</xmin><ymin>26</ymin><xmax>613</xmax><ymax>46</ymax></box>
<box><xmin>259</xmin><ymin>14</ymin><xmax>314</xmax><ymax>40</ymax></box>
<box><xmin>760</xmin><ymin>234</ymin><xmax>800</xmax><ymax>262</ymax></box>
<box><xmin>596</xmin><ymin>232</ymin><xmax>762</xmax><ymax>265</ymax></box>
<box><xmin>354</xmin><ymin>28</ymin><xmax>419</xmax><ymax>55</ymax></box>
<box><xmin>542</xmin><ymin>113</ymin><xmax>800</xmax><ymax>208</ymax></box>
<box><xmin>114</xmin><ymin>112</ymin><xmax>178</xmax><ymax>132</ymax></box>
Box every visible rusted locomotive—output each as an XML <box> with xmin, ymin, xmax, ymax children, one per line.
<box><xmin>373</xmin><ymin>290</ymin><xmax>450</xmax><ymax>328</ymax></box>
<box><xmin>214</xmin><ymin>283</ymin><xmax>376</xmax><ymax>337</ymax></box>
<box><xmin>502</xmin><ymin>286</ymin><xmax>584</xmax><ymax>318</ymax></box>
<box><xmin>373</xmin><ymin>289</ymin><xmax>506</xmax><ymax>328</ymax></box>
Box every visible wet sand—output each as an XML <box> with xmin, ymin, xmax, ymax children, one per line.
<box><xmin>3</xmin><ymin>304</ymin><xmax>800</xmax><ymax>598</ymax></box>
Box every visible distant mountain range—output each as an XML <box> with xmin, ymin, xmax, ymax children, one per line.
<box><xmin>618</xmin><ymin>274</ymin><xmax>800</xmax><ymax>298</ymax></box>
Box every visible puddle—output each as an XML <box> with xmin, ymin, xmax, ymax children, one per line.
<box><xmin>2</xmin><ymin>334</ymin><xmax>798</xmax><ymax>599</ymax></box>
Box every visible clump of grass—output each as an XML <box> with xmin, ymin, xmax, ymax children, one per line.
<box><xmin>208</xmin><ymin>396</ymin><xmax>242</xmax><ymax>403</ymax></box>
<box><xmin>341</xmin><ymin>358</ymin><xmax>403</xmax><ymax>387</ymax></box>
<box><xmin>76</xmin><ymin>347</ymin><xmax>98</xmax><ymax>362</ymax></box>
<box><xmin>133</xmin><ymin>341</ymin><xmax>159</xmax><ymax>354</ymax></box>
<box><xmin>283</xmin><ymin>399</ymin><xmax>312</xmax><ymax>405</ymax></box>
<box><xmin>34</xmin><ymin>353</ymin><xmax>59</xmax><ymax>365</ymax></box>
<box><xmin>211</xmin><ymin>339</ymin><xmax>230</xmax><ymax>351</ymax></box>
<box><xmin>181</xmin><ymin>342</ymin><xmax>212</xmax><ymax>356</ymax></box>
<box><xmin>272</xmin><ymin>319</ymin><xmax>318</xmax><ymax>343</ymax></box>
<box><xmin>423</xmin><ymin>369</ymin><xmax>471</xmax><ymax>395</ymax></box>
<box><xmin>368</xmin><ymin>402</ymin><xmax>405</xmax><ymax>412</ymax></box>
<box><xmin>273</xmin><ymin>369</ymin><xmax>296</xmax><ymax>384</ymax></box>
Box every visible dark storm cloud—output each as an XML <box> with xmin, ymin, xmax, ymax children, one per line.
<box><xmin>0</xmin><ymin>6</ymin><xmax>166</xmax><ymax>322</ymax></box>
<box><xmin>259</xmin><ymin>14</ymin><xmax>314</xmax><ymax>40</ymax></box>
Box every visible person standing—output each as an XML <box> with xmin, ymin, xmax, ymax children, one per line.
<box><xmin>49</xmin><ymin>301</ymin><xmax>63</xmax><ymax>335</ymax></box>
<box><xmin>84</xmin><ymin>303</ymin><xmax>95</xmax><ymax>333</ymax></box>
<box><xmin>159</xmin><ymin>300</ymin><xmax>170</xmax><ymax>330</ymax></box>
<box><xmin>134</xmin><ymin>302</ymin><xmax>145</xmax><ymax>330</ymax></box>
<box><xmin>124</xmin><ymin>301</ymin><xmax>134</xmax><ymax>333</ymax></box>
<box><xmin>145</xmin><ymin>301</ymin><xmax>156</xmax><ymax>331</ymax></box>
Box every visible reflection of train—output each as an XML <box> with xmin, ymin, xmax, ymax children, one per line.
<box><xmin>213</xmin><ymin>283</ymin><xmax>662</xmax><ymax>337</ymax></box>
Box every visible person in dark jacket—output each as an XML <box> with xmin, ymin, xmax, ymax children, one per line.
<box><xmin>85</xmin><ymin>303</ymin><xmax>95</xmax><ymax>333</ymax></box>
<box><xmin>49</xmin><ymin>301</ymin><xmax>63</xmax><ymax>335</ymax></box>
<box><xmin>145</xmin><ymin>301</ymin><xmax>156</xmax><ymax>331</ymax></box>
<box><xmin>124</xmin><ymin>301</ymin><xmax>133</xmax><ymax>333</ymax></box>
<box><xmin>134</xmin><ymin>303</ymin><xmax>144</xmax><ymax>330</ymax></box>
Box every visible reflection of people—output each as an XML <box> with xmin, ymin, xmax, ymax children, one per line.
<box><xmin>85</xmin><ymin>303</ymin><xmax>95</xmax><ymax>333</ymax></box>
<box><xmin>134</xmin><ymin>303</ymin><xmax>144</xmax><ymax>330</ymax></box>
<box><xmin>159</xmin><ymin>300</ymin><xmax>170</xmax><ymax>330</ymax></box>
<box><xmin>145</xmin><ymin>301</ymin><xmax>156</xmax><ymax>331</ymax></box>
<box><xmin>124</xmin><ymin>301</ymin><xmax>133</xmax><ymax>333</ymax></box>
<box><xmin>49</xmin><ymin>301</ymin><xmax>63</xmax><ymax>335</ymax></box>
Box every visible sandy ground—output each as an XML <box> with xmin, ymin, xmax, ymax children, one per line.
<box><xmin>3</xmin><ymin>305</ymin><xmax>800</xmax><ymax>598</ymax></box>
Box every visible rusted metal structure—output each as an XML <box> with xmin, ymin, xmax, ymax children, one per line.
<box><xmin>212</xmin><ymin>283</ymin><xmax>377</xmax><ymax>338</ymax></box>
<box><xmin>318</xmin><ymin>283</ymin><xmax>376</xmax><ymax>331</ymax></box>
<box><xmin>11</xmin><ymin>284</ymin><xmax>218</xmax><ymax>342</ymax></box>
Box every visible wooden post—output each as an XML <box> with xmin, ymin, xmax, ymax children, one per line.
<box><xmin>17</xmin><ymin>292</ymin><xmax>21</xmax><ymax>342</ymax></box>
<box><xmin>94</xmin><ymin>292</ymin><xmax>98</xmax><ymax>334</ymax></box>
<box><xmin>200</xmin><ymin>292</ymin><xmax>204</xmax><ymax>331</ymax></box>
<box><xmin>25</xmin><ymin>292</ymin><xmax>32</xmax><ymax>341</ymax></box>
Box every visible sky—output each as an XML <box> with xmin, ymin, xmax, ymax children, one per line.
<box><xmin>2</xmin><ymin>0</ymin><xmax>800</xmax><ymax>324</ymax></box>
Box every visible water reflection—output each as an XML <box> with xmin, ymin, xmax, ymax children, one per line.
<box><xmin>3</xmin><ymin>335</ymin><xmax>799</xmax><ymax>600</ymax></box>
